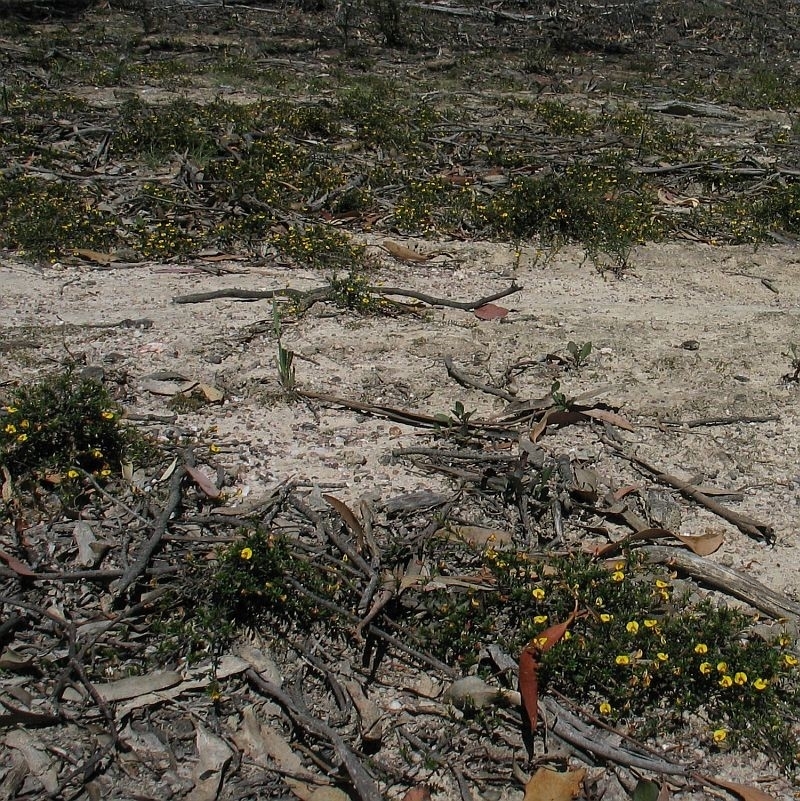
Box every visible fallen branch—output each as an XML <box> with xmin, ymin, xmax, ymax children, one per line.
<box><xmin>444</xmin><ymin>355</ymin><xmax>517</xmax><ymax>402</ymax></box>
<box><xmin>639</xmin><ymin>544</ymin><xmax>800</xmax><ymax>623</ymax></box>
<box><xmin>110</xmin><ymin>456</ymin><xmax>189</xmax><ymax>603</ymax></box>
<box><xmin>611</xmin><ymin>448</ymin><xmax>774</xmax><ymax>543</ymax></box>
<box><xmin>246</xmin><ymin>669</ymin><xmax>382</xmax><ymax>801</ymax></box>
<box><xmin>295</xmin><ymin>389</ymin><xmax>515</xmax><ymax>436</ymax></box>
<box><xmin>540</xmin><ymin>696</ymin><xmax>689</xmax><ymax>775</ymax></box>
<box><xmin>172</xmin><ymin>282</ymin><xmax>522</xmax><ymax>312</ymax></box>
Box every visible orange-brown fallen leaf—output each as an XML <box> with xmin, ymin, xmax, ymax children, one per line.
<box><xmin>519</xmin><ymin>610</ymin><xmax>585</xmax><ymax>732</ymax></box>
<box><xmin>523</xmin><ymin>767</ymin><xmax>585</xmax><ymax>801</ymax></box>
<box><xmin>699</xmin><ymin>774</ymin><xmax>777</xmax><ymax>801</ymax></box>
<box><xmin>401</xmin><ymin>785</ymin><xmax>432</xmax><ymax>801</ymax></box>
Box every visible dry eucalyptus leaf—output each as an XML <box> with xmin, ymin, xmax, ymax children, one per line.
<box><xmin>675</xmin><ymin>529</ymin><xmax>724</xmax><ymax>556</ymax></box>
<box><xmin>94</xmin><ymin>670</ymin><xmax>183</xmax><ymax>702</ymax></box>
<box><xmin>187</xmin><ymin>725</ymin><xmax>233</xmax><ymax>801</ymax></box>
<box><xmin>383</xmin><ymin>239</ymin><xmax>434</xmax><ymax>262</ymax></box>
<box><xmin>73</xmin><ymin>520</ymin><xmax>98</xmax><ymax>566</ymax></box>
<box><xmin>197</xmin><ymin>382</ymin><xmax>224</xmax><ymax>403</ymax></box>
<box><xmin>440</xmin><ymin>524</ymin><xmax>513</xmax><ymax>549</ymax></box>
<box><xmin>5</xmin><ymin>729</ymin><xmax>59</xmax><ymax>794</ymax></box>
<box><xmin>186</xmin><ymin>465</ymin><xmax>221</xmax><ymax>499</ymax></box>
<box><xmin>444</xmin><ymin>676</ymin><xmax>503</xmax><ymax>710</ymax></box>
<box><xmin>523</xmin><ymin>767</ymin><xmax>585</xmax><ymax>801</ymax></box>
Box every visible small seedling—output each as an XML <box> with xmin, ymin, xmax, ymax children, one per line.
<box><xmin>566</xmin><ymin>340</ymin><xmax>592</xmax><ymax>369</ymax></box>
<box><xmin>782</xmin><ymin>343</ymin><xmax>800</xmax><ymax>385</ymax></box>
<box><xmin>549</xmin><ymin>380</ymin><xmax>569</xmax><ymax>410</ymax></box>
<box><xmin>273</xmin><ymin>303</ymin><xmax>296</xmax><ymax>394</ymax></box>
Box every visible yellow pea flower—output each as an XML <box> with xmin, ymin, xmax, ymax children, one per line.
<box><xmin>626</xmin><ymin>621</ymin><xmax>639</xmax><ymax>634</ymax></box>
<box><xmin>615</xmin><ymin>655</ymin><xmax>630</xmax><ymax>666</ymax></box>
<box><xmin>712</xmin><ymin>729</ymin><xmax>727</xmax><ymax>743</ymax></box>
<box><xmin>531</xmin><ymin>587</ymin><xmax>545</xmax><ymax>600</ymax></box>
<box><xmin>694</xmin><ymin>643</ymin><xmax>708</xmax><ymax>654</ymax></box>
<box><xmin>240</xmin><ymin>547</ymin><xmax>253</xmax><ymax>560</ymax></box>
<box><xmin>734</xmin><ymin>672</ymin><xmax>748</xmax><ymax>685</ymax></box>
<box><xmin>753</xmin><ymin>678</ymin><xmax>769</xmax><ymax>691</ymax></box>
<box><xmin>533</xmin><ymin>615</ymin><xmax>548</xmax><ymax>624</ymax></box>
<box><xmin>599</xmin><ymin>702</ymin><xmax>612</xmax><ymax>715</ymax></box>
<box><xmin>699</xmin><ymin>662</ymin><xmax>712</xmax><ymax>675</ymax></box>
<box><xmin>719</xmin><ymin>675</ymin><xmax>733</xmax><ymax>688</ymax></box>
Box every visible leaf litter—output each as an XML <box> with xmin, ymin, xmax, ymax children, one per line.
<box><xmin>2</xmin><ymin>2</ymin><xmax>800</xmax><ymax>800</ymax></box>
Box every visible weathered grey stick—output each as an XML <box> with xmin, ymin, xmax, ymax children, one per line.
<box><xmin>640</xmin><ymin>544</ymin><xmax>800</xmax><ymax>623</ymax></box>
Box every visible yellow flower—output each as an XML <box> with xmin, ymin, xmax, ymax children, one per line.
<box><xmin>719</xmin><ymin>675</ymin><xmax>733</xmax><ymax>688</ymax></box>
<box><xmin>614</xmin><ymin>561</ymin><xmax>625</xmax><ymax>571</ymax></box>
<box><xmin>4</xmin><ymin>424</ymin><xmax>16</xmax><ymax>434</ymax></box>
<box><xmin>534</xmin><ymin>636</ymin><xmax>549</xmax><ymax>648</ymax></box>
<box><xmin>91</xmin><ymin>449</ymin><xmax>103</xmax><ymax>458</ymax></box>
<box><xmin>239</xmin><ymin>547</ymin><xmax>253</xmax><ymax>560</ymax></box>
<box><xmin>694</xmin><ymin>643</ymin><xmax>708</xmax><ymax>654</ymax></box>
<box><xmin>563</xmin><ymin>631</ymin><xmax>572</xmax><ymax>640</ymax></box>
<box><xmin>67</xmin><ymin>469</ymin><xmax>80</xmax><ymax>479</ymax></box>
<box><xmin>717</xmin><ymin>661</ymin><xmax>728</xmax><ymax>673</ymax></box>
<box><xmin>4</xmin><ymin>406</ymin><xmax>18</xmax><ymax>413</ymax></box>
<box><xmin>626</xmin><ymin>621</ymin><xmax>639</xmax><ymax>634</ymax></box>
<box><xmin>644</xmin><ymin>619</ymin><xmax>658</xmax><ymax>628</ymax></box>
<box><xmin>778</xmin><ymin>634</ymin><xmax>792</xmax><ymax>648</ymax></box>
<box><xmin>16</xmin><ymin>433</ymin><xmax>28</xmax><ymax>443</ymax></box>
<box><xmin>655</xmin><ymin>579</ymin><xmax>669</xmax><ymax>589</ymax></box>
<box><xmin>615</xmin><ymin>655</ymin><xmax>630</xmax><ymax>666</ymax></box>
<box><xmin>600</xmin><ymin>613</ymin><xmax>613</xmax><ymax>623</ymax></box>
<box><xmin>533</xmin><ymin>615</ymin><xmax>548</xmax><ymax>624</ymax></box>
<box><xmin>783</xmin><ymin>654</ymin><xmax>798</xmax><ymax>667</ymax></box>
<box><xmin>599</xmin><ymin>702</ymin><xmax>612</xmax><ymax>715</ymax></box>
<box><xmin>209</xmin><ymin>443</ymin><xmax>221</xmax><ymax>454</ymax></box>
<box><xmin>753</xmin><ymin>678</ymin><xmax>769</xmax><ymax>691</ymax></box>
<box><xmin>100</xmin><ymin>468</ymin><xmax>111</xmax><ymax>477</ymax></box>
<box><xmin>712</xmin><ymin>729</ymin><xmax>727</xmax><ymax>743</ymax></box>
<box><xmin>734</xmin><ymin>672</ymin><xmax>748</xmax><ymax>685</ymax></box>
<box><xmin>531</xmin><ymin>587</ymin><xmax>545</xmax><ymax>600</ymax></box>
<box><xmin>19</xmin><ymin>420</ymin><xmax>29</xmax><ymax>429</ymax></box>
<box><xmin>656</xmin><ymin>652</ymin><xmax>669</xmax><ymax>662</ymax></box>
<box><xmin>611</xmin><ymin>571</ymin><xmax>625</xmax><ymax>582</ymax></box>
<box><xmin>101</xmin><ymin>410</ymin><xmax>115</xmax><ymax>420</ymax></box>
<box><xmin>699</xmin><ymin>662</ymin><xmax>712</xmax><ymax>675</ymax></box>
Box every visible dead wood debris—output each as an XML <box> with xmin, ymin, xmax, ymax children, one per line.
<box><xmin>1</xmin><ymin>350</ymin><xmax>793</xmax><ymax>800</ymax></box>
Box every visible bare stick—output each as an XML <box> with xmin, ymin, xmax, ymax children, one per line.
<box><xmin>611</xmin><ymin>448</ymin><xmax>774</xmax><ymax>542</ymax></box>
<box><xmin>110</xmin><ymin>458</ymin><xmax>188</xmax><ymax>603</ymax></box>
<box><xmin>246</xmin><ymin>669</ymin><xmax>382</xmax><ymax>801</ymax></box>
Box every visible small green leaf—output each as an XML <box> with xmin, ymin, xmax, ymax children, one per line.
<box><xmin>632</xmin><ymin>779</ymin><xmax>660</xmax><ymax>801</ymax></box>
